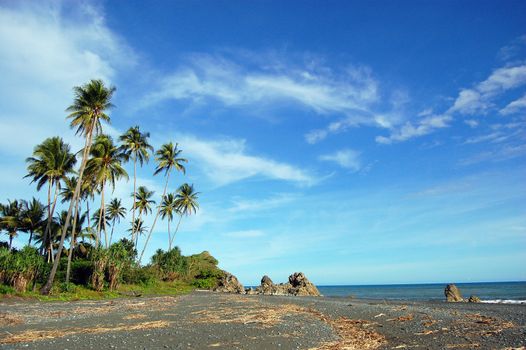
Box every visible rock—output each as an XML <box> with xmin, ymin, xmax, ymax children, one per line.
<box><xmin>260</xmin><ymin>275</ymin><xmax>275</xmax><ymax>294</ymax></box>
<box><xmin>288</xmin><ymin>272</ymin><xmax>321</xmax><ymax>296</ymax></box>
<box><xmin>445</xmin><ymin>284</ymin><xmax>464</xmax><ymax>302</ymax></box>
<box><xmin>214</xmin><ymin>271</ymin><xmax>245</xmax><ymax>294</ymax></box>
<box><xmin>468</xmin><ymin>295</ymin><xmax>481</xmax><ymax>303</ymax></box>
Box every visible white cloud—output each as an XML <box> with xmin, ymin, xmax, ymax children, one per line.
<box><xmin>0</xmin><ymin>1</ymin><xmax>135</xmax><ymax>157</ymax></box>
<box><xmin>500</xmin><ymin>93</ymin><xmax>526</xmax><ymax>115</ymax></box>
<box><xmin>305</xmin><ymin>113</ymin><xmax>394</xmax><ymax>144</ymax></box>
<box><xmin>228</xmin><ymin>194</ymin><xmax>298</xmax><ymax>213</ymax></box>
<box><xmin>142</xmin><ymin>54</ymin><xmax>378</xmax><ymax>116</ymax></box>
<box><xmin>464</xmin><ymin>119</ymin><xmax>479</xmax><ymax>128</ymax></box>
<box><xmin>376</xmin><ymin>114</ymin><xmax>452</xmax><ymax>144</ymax></box>
<box><xmin>319</xmin><ymin>149</ymin><xmax>362</xmax><ymax>172</ymax></box>
<box><xmin>176</xmin><ymin>134</ymin><xmax>316</xmax><ymax>186</ymax></box>
<box><xmin>449</xmin><ymin>65</ymin><xmax>526</xmax><ymax>115</ymax></box>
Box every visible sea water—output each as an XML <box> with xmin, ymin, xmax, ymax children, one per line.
<box><xmin>317</xmin><ymin>281</ymin><xmax>526</xmax><ymax>304</ymax></box>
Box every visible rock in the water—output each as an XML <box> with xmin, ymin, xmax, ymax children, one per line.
<box><xmin>468</xmin><ymin>295</ymin><xmax>481</xmax><ymax>303</ymax></box>
<box><xmin>288</xmin><ymin>272</ymin><xmax>321</xmax><ymax>296</ymax></box>
<box><xmin>214</xmin><ymin>271</ymin><xmax>245</xmax><ymax>294</ymax></box>
<box><xmin>445</xmin><ymin>284</ymin><xmax>464</xmax><ymax>302</ymax></box>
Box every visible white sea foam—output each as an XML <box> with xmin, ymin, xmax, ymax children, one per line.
<box><xmin>480</xmin><ymin>299</ymin><xmax>526</xmax><ymax>304</ymax></box>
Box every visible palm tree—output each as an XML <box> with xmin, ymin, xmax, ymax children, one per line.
<box><xmin>119</xmin><ymin>126</ymin><xmax>153</xmax><ymax>243</ymax></box>
<box><xmin>85</xmin><ymin>135</ymin><xmax>128</xmax><ymax>248</ymax></box>
<box><xmin>171</xmin><ymin>183</ymin><xmax>199</xmax><ymax>248</ymax></box>
<box><xmin>0</xmin><ymin>200</ymin><xmax>23</xmax><ymax>249</ymax></box>
<box><xmin>20</xmin><ymin>198</ymin><xmax>46</xmax><ymax>246</ymax></box>
<box><xmin>25</xmin><ymin>137</ymin><xmax>76</xmax><ymax>258</ymax></box>
<box><xmin>106</xmin><ymin>198</ymin><xmax>127</xmax><ymax>245</ymax></box>
<box><xmin>42</xmin><ymin>79</ymin><xmax>115</xmax><ymax>295</ymax></box>
<box><xmin>159</xmin><ymin>193</ymin><xmax>178</xmax><ymax>250</ymax></box>
<box><xmin>133</xmin><ymin>186</ymin><xmax>155</xmax><ymax>247</ymax></box>
<box><xmin>128</xmin><ymin>218</ymin><xmax>147</xmax><ymax>244</ymax></box>
<box><xmin>139</xmin><ymin>143</ymin><xmax>187</xmax><ymax>262</ymax></box>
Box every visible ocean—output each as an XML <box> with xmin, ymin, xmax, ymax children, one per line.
<box><xmin>317</xmin><ymin>281</ymin><xmax>526</xmax><ymax>304</ymax></box>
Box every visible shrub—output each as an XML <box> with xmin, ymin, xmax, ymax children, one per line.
<box><xmin>150</xmin><ymin>247</ymin><xmax>188</xmax><ymax>281</ymax></box>
<box><xmin>70</xmin><ymin>259</ymin><xmax>93</xmax><ymax>286</ymax></box>
<box><xmin>107</xmin><ymin>241</ymin><xmax>131</xmax><ymax>291</ymax></box>
<box><xmin>90</xmin><ymin>248</ymin><xmax>108</xmax><ymax>291</ymax></box>
<box><xmin>122</xmin><ymin>266</ymin><xmax>158</xmax><ymax>286</ymax></box>
<box><xmin>0</xmin><ymin>246</ymin><xmax>44</xmax><ymax>292</ymax></box>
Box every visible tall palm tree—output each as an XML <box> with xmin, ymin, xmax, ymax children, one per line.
<box><xmin>42</xmin><ymin>79</ymin><xmax>115</xmax><ymax>295</ymax></box>
<box><xmin>106</xmin><ymin>198</ymin><xmax>127</xmax><ymax>245</ymax></box>
<box><xmin>119</xmin><ymin>126</ymin><xmax>153</xmax><ymax>243</ymax></box>
<box><xmin>128</xmin><ymin>218</ymin><xmax>147</xmax><ymax>244</ymax></box>
<box><xmin>139</xmin><ymin>143</ymin><xmax>187</xmax><ymax>262</ymax></box>
<box><xmin>133</xmin><ymin>186</ymin><xmax>155</xmax><ymax>247</ymax></box>
<box><xmin>85</xmin><ymin>135</ymin><xmax>128</xmax><ymax>248</ymax></box>
<box><xmin>20</xmin><ymin>198</ymin><xmax>46</xmax><ymax>246</ymax></box>
<box><xmin>171</xmin><ymin>183</ymin><xmax>199</xmax><ymax>248</ymax></box>
<box><xmin>0</xmin><ymin>200</ymin><xmax>23</xmax><ymax>249</ymax></box>
<box><xmin>25</xmin><ymin>137</ymin><xmax>76</xmax><ymax>258</ymax></box>
<box><xmin>159</xmin><ymin>193</ymin><xmax>178</xmax><ymax>250</ymax></box>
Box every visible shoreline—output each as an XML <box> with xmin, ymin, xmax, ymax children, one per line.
<box><xmin>1</xmin><ymin>291</ymin><xmax>524</xmax><ymax>349</ymax></box>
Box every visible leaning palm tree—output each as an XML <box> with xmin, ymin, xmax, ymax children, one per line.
<box><xmin>139</xmin><ymin>143</ymin><xmax>187</xmax><ymax>262</ymax></box>
<box><xmin>20</xmin><ymin>198</ymin><xmax>46</xmax><ymax>246</ymax></box>
<box><xmin>42</xmin><ymin>79</ymin><xmax>115</xmax><ymax>295</ymax></box>
<box><xmin>133</xmin><ymin>186</ymin><xmax>155</xmax><ymax>247</ymax></box>
<box><xmin>119</xmin><ymin>126</ymin><xmax>153</xmax><ymax>242</ymax></box>
<box><xmin>171</xmin><ymin>183</ymin><xmax>199</xmax><ymax>248</ymax></box>
<box><xmin>25</xmin><ymin>137</ymin><xmax>76</xmax><ymax>258</ymax></box>
<box><xmin>106</xmin><ymin>198</ymin><xmax>127</xmax><ymax>245</ymax></box>
<box><xmin>85</xmin><ymin>135</ymin><xmax>128</xmax><ymax>248</ymax></box>
<box><xmin>159</xmin><ymin>193</ymin><xmax>178</xmax><ymax>250</ymax></box>
<box><xmin>0</xmin><ymin>200</ymin><xmax>23</xmax><ymax>249</ymax></box>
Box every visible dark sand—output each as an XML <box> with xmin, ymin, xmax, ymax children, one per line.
<box><xmin>0</xmin><ymin>291</ymin><xmax>524</xmax><ymax>349</ymax></box>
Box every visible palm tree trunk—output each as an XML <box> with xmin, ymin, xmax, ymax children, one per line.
<box><xmin>167</xmin><ymin>219</ymin><xmax>171</xmax><ymax>250</ymax></box>
<box><xmin>169</xmin><ymin>214</ymin><xmax>183</xmax><ymax>249</ymax></box>
<box><xmin>43</xmin><ymin>181</ymin><xmax>52</xmax><ymax>254</ymax></box>
<box><xmin>109</xmin><ymin>218</ymin><xmax>116</xmax><ymax>246</ymax></box>
<box><xmin>65</xmin><ymin>197</ymin><xmax>81</xmax><ymax>284</ymax></box>
<box><xmin>102</xmin><ymin>184</ymin><xmax>108</xmax><ymax>248</ymax></box>
<box><xmin>131</xmin><ymin>155</ymin><xmax>137</xmax><ymax>243</ymax></box>
<box><xmin>8</xmin><ymin>234</ymin><xmax>13</xmax><ymax>250</ymax></box>
<box><xmin>41</xmin><ymin>121</ymin><xmax>95</xmax><ymax>295</ymax></box>
<box><xmin>139</xmin><ymin>172</ymin><xmax>170</xmax><ymax>262</ymax></box>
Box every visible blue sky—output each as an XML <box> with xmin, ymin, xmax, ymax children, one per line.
<box><xmin>0</xmin><ymin>0</ymin><xmax>525</xmax><ymax>285</ymax></box>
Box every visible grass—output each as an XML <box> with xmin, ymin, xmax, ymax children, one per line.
<box><xmin>0</xmin><ymin>281</ymin><xmax>195</xmax><ymax>302</ymax></box>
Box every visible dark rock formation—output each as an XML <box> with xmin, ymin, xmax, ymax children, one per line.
<box><xmin>214</xmin><ymin>272</ymin><xmax>245</xmax><ymax>294</ymax></box>
<box><xmin>287</xmin><ymin>272</ymin><xmax>321</xmax><ymax>296</ymax></box>
<box><xmin>445</xmin><ymin>284</ymin><xmax>464</xmax><ymax>302</ymax></box>
<box><xmin>468</xmin><ymin>295</ymin><xmax>481</xmax><ymax>303</ymax></box>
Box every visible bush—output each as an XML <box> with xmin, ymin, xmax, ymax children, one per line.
<box><xmin>70</xmin><ymin>259</ymin><xmax>93</xmax><ymax>286</ymax></box>
<box><xmin>59</xmin><ymin>282</ymin><xmax>77</xmax><ymax>293</ymax></box>
<box><xmin>150</xmin><ymin>247</ymin><xmax>188</xmax><ymax>281</ymax></box>
<box><xmin>192</xmin><ymin>278</ymin><xmax>218</xmax><ymax>289</ymax></box>
<box><xmin>0</xmin><ymin>246</ymin><xmax>45</xmax><ymax>292</ymax></box>
<box><xmin>122</xmin><ymin>266</ymin><xmax>158</xmax><ymax>286</ymax></box>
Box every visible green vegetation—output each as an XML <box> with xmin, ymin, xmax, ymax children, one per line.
<box><xmin>0</xmin><ymin>79</ymin><xmax>215</xmax><ymax>299</ymax></box>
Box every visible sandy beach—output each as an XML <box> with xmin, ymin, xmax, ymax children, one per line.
<box><xmin>1</xmin><ymin>291</ymin><xmax>524</xmax><ymax>349</ymax></box>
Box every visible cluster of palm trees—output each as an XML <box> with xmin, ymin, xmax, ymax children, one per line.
<box><xmin>0</xmin><ymin>79</ymin><xmax>199</xmax><ymax>295</ymax></box>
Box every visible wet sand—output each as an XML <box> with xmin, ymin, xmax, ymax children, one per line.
<box><xmin>0</xmin><ymin>291</ymin><xmax>524</xmax><ymax>349</ymax></box>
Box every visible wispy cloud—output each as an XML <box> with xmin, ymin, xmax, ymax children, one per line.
<box><xmin>376</xmin><ymin>63</ymin><xmax>526</xmax><ymax>144</ymax></box>
<box><xmin>500</xmin><ymin>93</ymin><xmax>526</xmax><ymax>115</ymax></box>
<box><xmin>0</xmin><ymin>1</ymin><xmax>135</xmax><ymax>157</ymax></box>
<box><xmin>319</xmin><ymin>149</ymin><xmax>362</xmax><ymax>171</ymax></box>
<box><xmin>142</xmin><ymin>53</ymin><xmax>378</xmax><ymax>116</ymax></box>
<box><xmin>449</xmin><ymin>65</ymin><xmax>526</xmax><ymax>115</ymax></box>
<box><xmin>375</xmin><ymin>114</ymin><xmax>452</xmax><ymax>144</ymax></box>
<box><xmin>228</xmin><ymin>193</ymin><xmax>298</xmax><ymax>213</ymax></box>
<box><xmin>176</xmin><ymin>134</ymin><xmax>316</xmax><ymax>186</ymax></box>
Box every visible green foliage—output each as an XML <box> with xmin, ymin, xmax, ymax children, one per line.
<box><xmin>121</xmin><ymin>266</ymin><xmax>158</xmax><ymax>286</ymax></box>
<box><xmin>69</xmin><ymin>260</ymin><xmax>94</xmax><ymax>286</ymax></box>
<box><xmin>0</xmin><ymin>246</ymin><xmax>45</xmax><ymax>292</ymax></box>
<box><xmin>59</xmin><ymin>282</ymin><xmax>77</xmax><ymax>293</ymax></box>
<box><xmin>150</xmin><ymin>247</ymin><xmax>188</xmax><ymax>281</ymax></box>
